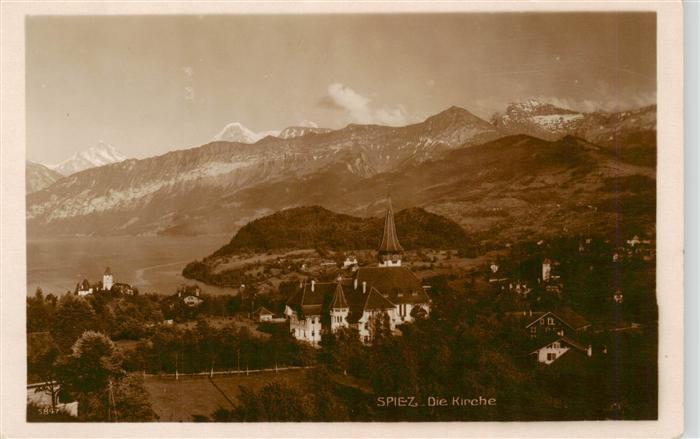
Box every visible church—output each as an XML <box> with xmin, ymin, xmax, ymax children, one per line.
<box><xmin>284</xmin><ymin>198</ymin><xmax>432</xmax><ymax>345</ymax></box>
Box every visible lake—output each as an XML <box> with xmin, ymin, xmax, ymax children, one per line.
<box><xmin>27</xmin><ymin>235</ymin><xmax>234</xmax><ymax>296</ymax></box>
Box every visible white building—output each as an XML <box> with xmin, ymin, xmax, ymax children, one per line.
<box><xmin>76</xmin><ymin>279</ymin><xmax>93</xmax><ymax>296</ymax></box>
<box><xmin>285</xmin><ymin>197</ymin><xmax>431</xmax><ymax>345</ymax></box>
<box><xmin>102</xmin><ymin>267</ymin><xmax>114</xmax><ymax>291</ymax></box>
<box><xmin>530</xmin><ymin>336</ymin><xmax>592</xmax><ymax>365</ymax></box>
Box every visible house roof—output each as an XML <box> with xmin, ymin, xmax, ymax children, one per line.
<box><xmin>286</xmin><ymin>281</ymin><xmax>336</xmax><ymax>317</ymax></box>
<box><xmin>254</xmin><ymin>306</ymin><xmax>274</xmax><ymax>316</ymax></box>
<box><xmin>287</xmin><ymin>266</ymin><xmax>429</xmax><ymax>323</ymax></box>
<box><xmin>524</xmin><ymin>308</ymin><xmax>590</xmax><ymax>330</ymax></box>
<box><xmin>364</xmin><ymin>286</ymin><xmax>397</xmax><ymax>311</ymax></box>
<box><xmin>530</xmin><ymin>335</ymin><xmax>588</xmax><ymax>354</ymax></box>
<box><xmin>354</xmin><ymin>266</ymin><xmax>430</xmax><ymax>305</ymax></box>
<box><xmin>378</xmin><ymin>197</ymin><xmax>403</xmax><ymax>253</ymax></box>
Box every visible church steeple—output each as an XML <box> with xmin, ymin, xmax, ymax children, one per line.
<box><xmin>378</xmin><ymin>196</ymin><xmax>403</xmax><ymax>267</ymax></box>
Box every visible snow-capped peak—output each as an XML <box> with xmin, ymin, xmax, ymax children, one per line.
<box><xmin>213</xmin><ymin>122</ymin><xmax>281</xmax><ymax>143</ymax></box>
<box><xmin>47</xmin><ymin>141</ymin><xmax>128</xmax><ymax>176</ymax></box>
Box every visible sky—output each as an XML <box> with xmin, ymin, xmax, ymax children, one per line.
<box><xmin>26</xmin><ymin>13</ymin><xmax>656</xmax><ymax>163</ymax></box>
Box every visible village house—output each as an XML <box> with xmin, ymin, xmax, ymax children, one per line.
<box><xmin>530</xmin><ymin>336</ymin><xmax>592</xmax><ymax>365</ymax></box>
<box><xmin>522</xmin><ymin>308</ymin><xmax>591</xmax><ymax>339</ymax></box>
<box><xmin>178</xmin><ymin>285</ymin><xmax>203</xmax><ymax>307</ymax></box>
<box><xmin>253</xmin><ymin>306</ymin><xmax>275</xmax><ymax>322</ymax></box>
<box><xmin>343</xmin><ymin>255</ymin><xmax>359</xmax><ymax>270</ymax></box>
<box><xmin>284</xmin><ymin>198</ymin><xmax>431</xmax><ymax>345</ymax></box>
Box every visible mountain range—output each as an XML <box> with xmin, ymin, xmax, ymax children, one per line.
<box><xmin>213</xmin><ymin>120</ymin><xmax>329</xmax><ymax>143</ymax></box>
<box><xmin>26</xmin><ymin>102</ymin><xmax>656</xmax><ymax>245</ymax></box>
<box><xmin>46</xmin><ymin>141</ymin><xmax>128</xmax><ymax>176</ymax></box>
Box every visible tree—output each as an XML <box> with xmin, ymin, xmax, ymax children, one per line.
<box><xmin>51</xmin><ymin>295</ymin><xmax>98</xmax><ymax>350</ymax></box>
<box><xmin>54</xmin><ymin>331</ymin><xmax>156</xmax><ymax>421</ymax></box>
<box><xmin>111</xmin><ymin>375</ymin><xmax>159</xmax><ymax>421</ymax></box>
<box><xmin>320</xmin><ymin>327</ymin><xmax>366</xmax><ymax>377</ymax></box>
<box><xmin>227</xmin><ymin>382</ymin><xmax>315</xmax><ymax>421</ymax></box>
<box><xmin>27</xmin><ymin>288</ymin><xmax>56</xmax><ymax>333</ymax></box>
<box><xmin>55</xmin><ymin>331</ymin><xmax>125</xmax><ymax>421</ymax></box>
<box><xmin>27</xmin><ymin>333</ymin><xmax>61</xmax><ymax>408</ymax></box>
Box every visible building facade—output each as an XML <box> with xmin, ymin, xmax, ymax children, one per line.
<box><xmin>285</xmin><ymin>198</ymin><xmax>431</xmax><ymax>345</ymax></box>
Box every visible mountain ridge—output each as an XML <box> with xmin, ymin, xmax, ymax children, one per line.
<box><xmin>47</xmin><ymin>141</ymin><xmax>128</xmax><ymax>176</ymax></box>
<box><xmin>26</xmin><ymin>103</ymin><xmax>656</xmax><ymax>244</ymax></box>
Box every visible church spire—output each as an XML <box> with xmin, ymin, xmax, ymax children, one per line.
<box><xmin>378</xmin><ymin>196</ymin><xmax>403</xmax><ymax>267</ymax></box>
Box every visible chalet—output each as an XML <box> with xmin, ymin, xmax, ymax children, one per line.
<box><xmin>178</xmin><ymin>285</ymin><xmax>203</xmax><ymax>307</ymax></box>
<box><xmin>253</xmin><ymin>306</ymin><xmax>275</xmax><ymax>322</ymax></box>
<box><xmin>530</xmin><ymin>336</ymin><xmax>592</xmax><ymax>365</ymax></box>
<box><xmin>285</xmin><ymin>197</ymin><xmax>431</xmax><ymax>345</ymax></box>
<box><xmin>102</xmin><ymin>267</ymin><xmax>114</xmax><ymax>291</ymax></box>
<box><xmin>522</xmin><ymin>308</ymin><xmax>591</xmax><ymax>339</ymax></box>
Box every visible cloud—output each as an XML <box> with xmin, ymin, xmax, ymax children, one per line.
<box><xmin>320</xmin><ymin>83</ymin><xmax>411</xmax><ymax>126</ymax></box>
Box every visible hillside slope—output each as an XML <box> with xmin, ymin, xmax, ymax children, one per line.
<box><xmin>26</xmin><ymin>161</ymin><xmax>64</xmax><ymax>194</ymax></box>
<box><xmin>211</xmin><ymin>205</ymin><xmax>472</xmax><ymax>256</ymax></box>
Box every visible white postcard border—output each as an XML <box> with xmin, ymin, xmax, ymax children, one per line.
<box><xmin>1</xmin><ymin>1</ymin><xmax>684</xmax><ymax>438</ymax></box>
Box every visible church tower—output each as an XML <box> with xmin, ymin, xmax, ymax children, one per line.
<box><xmin>378</xmin><ymin>197</ymin><xmax>404</xmax><ymax>267</ymax></box>
<box><xmin>103</xmin><ymin>267</ymin><xmax>114</xmax><ymax>291</ymax></box>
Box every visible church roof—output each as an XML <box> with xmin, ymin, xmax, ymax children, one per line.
<box><xmin>330</xmin><ymin>283</ymin><xmax>349</xmax><ymax>309</ymax></box>
<box><xmin>378</xmin><ymin>197</ymin><xmax>403</xmax><ymax>253</ymax></box>
<box><xmin>104</xmin><ymin>266</ymin><xmax>112</xmax><ymax>275</ymax></box>
<box><xmin>354</xmin><ymin>266</ymin><xmax>429</xmax><ymax>305</ymax></box>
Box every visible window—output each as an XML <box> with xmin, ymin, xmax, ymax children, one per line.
<box><xmin>540</xmin><ymin>319</ymin><xmax>544</xmax><ymax>325</ymax></box>
<box><xmin>548</xmin><ymin>317</ymin><xmax>555</xmax><ymax>325</ymax></box>
<box><xmin>530</xmin><ymin>326</ymin><xmax>536</xmax><ymax>333</ymax></box>
<box><xmin>552</xmin><ymin>342</ymin><xmax>560</xmax><ymax>349</ymax></box>
<box><xmin>547</xmin><ymin>353</ymin><xmax>556</xmax><ymax>361</ymax></box>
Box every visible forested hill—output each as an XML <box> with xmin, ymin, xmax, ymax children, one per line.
<box><xmin>211</xmin><ymin>205</ymin><xmax>471</xmax><ymax>257</ymax></box>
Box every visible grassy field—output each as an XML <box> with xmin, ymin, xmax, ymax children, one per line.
<box><xmin>143</xmin><ymin>369</ymin><xmax>309</xmax><ymax>422</ymax></box>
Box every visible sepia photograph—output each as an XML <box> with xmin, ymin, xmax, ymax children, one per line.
<box><xmin>0</xmin><ymin>3</ymin><xmax>685</xmax><ymax>435</ymax></box>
